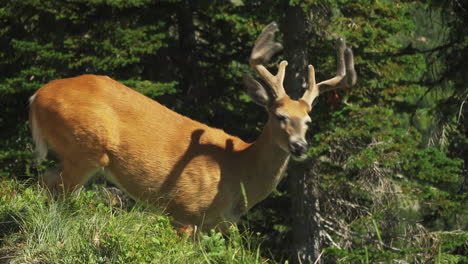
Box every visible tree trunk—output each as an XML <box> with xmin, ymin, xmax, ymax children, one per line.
<box><xmin>283</xmin><ymin>3</ymin><xmax>322</xmax><ymax>264</ymax></box>
<box><xmin>289</xmin><ymin>162</ymin><xmax>322</xmax><ymax>263</ymax></box>
<box><xmin>177</xmin><ymin>0</ymin><xmax>200</xmax><ymax>98</ymax></box>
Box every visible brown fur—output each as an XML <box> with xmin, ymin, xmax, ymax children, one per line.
<box><xmin>29</xmin><ymin>74</ymin><xmax>311</xmax><ymax>231</ymax></box>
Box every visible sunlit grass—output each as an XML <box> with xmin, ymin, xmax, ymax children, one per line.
<box><xmin>0</xmin><ymin>179</ymin><xmax>272</xmax><ymax>264</ymax></box>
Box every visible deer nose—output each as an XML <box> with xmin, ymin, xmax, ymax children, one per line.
<box><xmin>289</xmin><ymin>141</ymin><xmax>308</xmax><ymax>156</ymax></box>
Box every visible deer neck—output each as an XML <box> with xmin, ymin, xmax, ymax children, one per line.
<box><xmin>240</xmin><ymin>119</ymin><xmax>290</xmax><ymax>208</ymax></box>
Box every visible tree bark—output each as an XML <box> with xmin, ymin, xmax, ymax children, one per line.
<box><xmin>283</xmin><ymin>3</ymin><xmax>322</xmax><ymax>264</ymax></box>
<box><xmin>289</xmin><ymin>162</ymin><xmax>321</xmax><ymax>263</ymax></box>
<box><xmin>177</xmin><ymin>0</ymin><xmax>200</xmax><ymax>98</ymax></box>
<box><xmin>283</xmin><ymin>5</ymin><xmax>308</xmax><ymax>99</ymax></box>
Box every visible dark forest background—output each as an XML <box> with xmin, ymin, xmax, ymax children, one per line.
<box><xmin>0</xmin><ymin>0</ymin><xmax>466</xmax><ymax>263</ymax></box>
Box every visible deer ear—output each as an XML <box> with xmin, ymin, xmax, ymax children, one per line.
<box><xmin>243</xmin><ymin>75</ymin><xmax>270</xmax><ymax>106</ymax></box>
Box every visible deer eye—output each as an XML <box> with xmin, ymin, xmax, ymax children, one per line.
<box><xmin>276</xmin><ymin>114</ymin><xmax>288</xmax><ymax>123</ymax></box>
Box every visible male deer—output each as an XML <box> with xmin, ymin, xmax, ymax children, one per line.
<box><xmin>29</xmin><ymin>22</ymin><xmax>356</xmax><ymax>231</ymax></box>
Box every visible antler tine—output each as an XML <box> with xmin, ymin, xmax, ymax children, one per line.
<box><xmin>300</xmin><ymin>65</ymin><xmax>319</xmax><ymax>108</ymax></box>
<box><xmin>336</xmin><ymin>38</ymin><xmax>346</xmax><ymax>76</ymax></box>
<box><xmin>344</xmin><ymin>48</ymin><xmax>357</xmax><ymax>86</ymax></box>
<box><xmin>316</xmin><ymin>38</ymin><xmax>357</xmax><ymax>94</ymax></box>
<box><xmin>249</xmin><ymin>22</ymin><xmax>287</xmax><ymax>100</ymax></box>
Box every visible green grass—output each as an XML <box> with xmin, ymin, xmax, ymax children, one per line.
<box><xmin>0</xmin><ymin>178</ymin><xmax>273</xmax><ymax>264</ymax></box>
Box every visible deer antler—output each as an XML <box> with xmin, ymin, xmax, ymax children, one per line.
<box><xmin>301</xmin><ymin>38</ymin><xmax>357</xmax><ymax>107</ymax></box>
<box><xmin>300</xmin><ymin>65</ymin><xmax>319</xmax><ymax>109</ymax></box>
<box><xmin>317</xmin><ymin>38</ymin><xmax>357</xmax><ymax>93</ymax></box>
<box><xmin>249</xmin><ymin>22</ymin><xmax>287</xmax><ymax>100</ymax></box>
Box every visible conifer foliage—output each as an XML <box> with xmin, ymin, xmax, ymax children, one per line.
<box><xmin>0</xmin><ymin>0</ymin><xmax>465</xmax><ymax>263</ymax></box>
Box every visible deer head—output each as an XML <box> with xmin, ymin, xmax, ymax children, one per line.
<box><xmin>243</xmin><ymin>22</ymin><xmax>357</xmax><ymax>161</ymax></box>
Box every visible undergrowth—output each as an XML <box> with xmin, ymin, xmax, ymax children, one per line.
<box><xmin>0</xmin><ymin>178</ymin><xmax>271</xmax><ymax>264</ymax></box>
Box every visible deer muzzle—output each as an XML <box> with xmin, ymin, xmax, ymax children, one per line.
<box><xmin>289</xmin><ymin>140</ymin><xmax>308</xmax><ymax>161</ymax></box>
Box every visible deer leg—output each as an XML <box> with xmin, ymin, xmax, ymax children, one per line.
<box><xmin>40</xmin><ymin>165</ymin><xmax>63</xmax><ymax>190</ymax></box>
<box><xmin>45</xmin><ymin>150</ymin><xmax>109</xmax><ymax>192</ymax></box>
<box><xmin>43</xmin><ymin>160</ymin><xmax>99</xmax><ymax>192</ymax></box>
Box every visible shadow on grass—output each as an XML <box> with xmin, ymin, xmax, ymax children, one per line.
<box><xmin>0</xmin><ymin>209</ymin><xmax>23</xmax><ymax>241</ymax></box>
